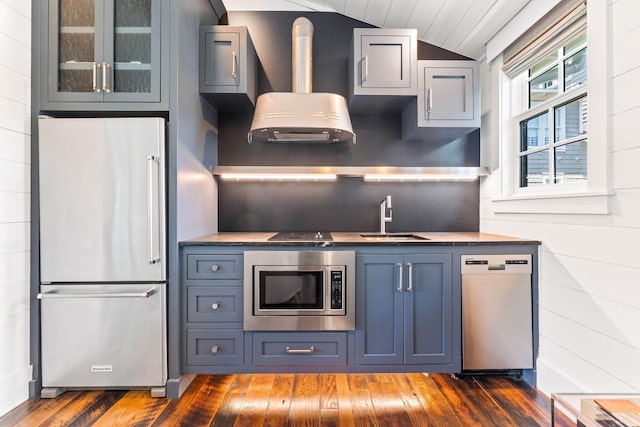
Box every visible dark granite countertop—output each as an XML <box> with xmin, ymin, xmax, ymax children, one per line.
<box><xmin>180</xmin><ymin>231</ymin><xmax>541</xmax><ymax>247</ymax></box>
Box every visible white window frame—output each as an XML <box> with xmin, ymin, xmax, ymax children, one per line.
<box><xmin>492</xmin><ymin>0</ymin><xmax>612</xmax><ymax>215</ymax></box>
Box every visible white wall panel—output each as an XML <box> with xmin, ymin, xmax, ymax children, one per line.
<box><xmin>613</xmin><ymin>148</ymin><xmax>640</xmax><ymax>190</ymax></box>
<box><xmin>0</xmin><ymin>160</ymin><xmax>30</xmax><ymax>193</ymax></box>
<box><xmin>0</xmin><ymin>97</ymin><xmax>30</xmax><ymax>135</ymax></box>
<box><xmin>0</xmin><ymin>223</ymin><xmax>29</xmax><ymax>255</ymax></box>
<box><xmin>611</xmin><ymin>0</ymin><xmax>640</xmax><ymax>41</ymax></box>
<box><xmin>0</xmin><ymin>128</ymin><xmax>30</xmax><ymax>163</ymax></box>
<box><xmin>542</xmin><ymin>309</ymin><xmax>640</xmax><ymax>389</ymax></box>
<box><xmin>542</xmin><ymin>282</ymin><xmax>640</xmax><ymax>347</ymax></box>
<box><xmin>0</xmin><ymin>0</ymin><xmax>31</xmax><ymax>415</ymax></box>
<box><xmin>541</xmin><ymin>251</ymin><xmax>640</xmax><ymax>309</ymax></box>
<box><xmin>613</xmin><ymin>106</ymin><xmax>640</xmax><ymax>152</ymax></box>
<box><xmin>537</xmin><ymin>336</ymin><xmax>638</xmax><ymax>393</ymax></box>
<box><xmin>0</xmin><ymin>2</ymin><xmax>31</xmax><ymax>50</ymax></box>
<box><xmin>612</xmin><ymin>66</ymin><xmax>640</xmax><ymax>115</ymax></box>
<box><xmin>0</xmin><ymin>34</ymin><xmax>30</xmax><ymax>77</ymax></box>
<box><xmin>612</xmin><ymin>25</ymin><xmax>640</xmax><ymax>77</ymax></box>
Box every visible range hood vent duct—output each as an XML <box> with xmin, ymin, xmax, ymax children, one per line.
<box><xmin>248</xmin><ymin>17</ymin><xmax>356</xmax><ymax>144</ymax></box>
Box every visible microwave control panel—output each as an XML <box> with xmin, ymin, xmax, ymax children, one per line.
<box><xmin>330</xmin><ymin>270</ymin><xmax>343</xmax><ymax>309</ymax></box>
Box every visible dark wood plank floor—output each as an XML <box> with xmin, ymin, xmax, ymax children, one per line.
<box><xmin>0</xmin><ymin>373</ymin><xmax>574</xmax><ymax>426</ymax></box>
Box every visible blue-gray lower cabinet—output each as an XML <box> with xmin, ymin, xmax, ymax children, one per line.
<box><xmin>356</xmin><ymin>253</ymin><xmax>454</xmax><ymax>368</ymax></box>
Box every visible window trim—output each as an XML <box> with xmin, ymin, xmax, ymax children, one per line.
<box><xmin>491</xmin><ymin>0</ymin><xmax>612</xmax><ymax>215</ymax></box>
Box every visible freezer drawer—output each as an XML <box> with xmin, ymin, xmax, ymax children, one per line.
<box><xmin>39</xmin><ymin>283</ymin><xmax>167</xmax><ymax>388</ymax></box>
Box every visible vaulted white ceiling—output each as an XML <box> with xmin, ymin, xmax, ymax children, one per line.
<box><xmin>221</xmin><ymin>0</ymin><xmax>531</xmax><ymax>60</ymax></box>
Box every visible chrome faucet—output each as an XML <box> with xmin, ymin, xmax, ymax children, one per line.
<box><xmin>379</xmin><ymin>195</ymin><xmax>392</xmax><ymax>234</ymax></box>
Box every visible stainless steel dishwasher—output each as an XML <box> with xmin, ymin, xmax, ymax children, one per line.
<box><xmin>461</xmin><ymin>254</ymin><xmax>533</xmax><ymax>370</ymax></box>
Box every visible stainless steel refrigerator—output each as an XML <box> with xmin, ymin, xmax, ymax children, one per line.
<box><xmin>37</xmin><ymin>117</ymin><xmax>167</xmax><ymax>398</ymax></box>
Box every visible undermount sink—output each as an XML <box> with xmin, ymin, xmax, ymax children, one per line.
<box><xmin>359</xmin><ymin>233</ymin><xmax>430</xmax><ymax>241</ymax></box>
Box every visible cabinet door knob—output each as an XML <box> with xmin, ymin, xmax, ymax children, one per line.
<box><xmin>211</xmin><ymin>345</ymin><xmax>220</xmax><ymax>353</ymax></box>
<box><xmin>211</xmin><ymin>303</ymin><xmax>221</xmax><ymax>310</ymax></box>
<box><xmin>211</xmin><ymin>264</ymin><xmax>220</xmax><ymax>272</ymax></box>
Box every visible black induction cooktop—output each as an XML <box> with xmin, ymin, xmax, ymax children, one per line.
<box><xmin>268</xmin><ymin>231</ymin><xmax>333</xmax><ymax>241</ymax></box>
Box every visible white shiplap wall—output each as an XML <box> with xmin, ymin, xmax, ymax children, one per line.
<box><xmin>480</xmin><ymin>0</ymin><xmax>640</xmax><ymax>394</ymax></box>
<box><xmin>0</xmin><ymin>0</ymin><xmax>32</xmax><ymax>416</ymax></box>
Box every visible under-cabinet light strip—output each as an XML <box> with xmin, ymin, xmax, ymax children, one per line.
<box><xmin>363</xmin><ymin>174</ymin><xmax>478</xmax><ymax>182</ymax></box>
<box><xmin>220</xmin><ymin>173</ymin><xmax>337</xmax><ymax>181</ymax></box>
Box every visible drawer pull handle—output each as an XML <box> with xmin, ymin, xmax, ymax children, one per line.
<box><xmin>211</xmin><ymin>345</ymin><xmax>220</xmax><ymax>353</ymax></box>
<box><xmin>211</xmin><ymin>303</ymin><xmax>221</xmax><ymax>310</ymax></box>
<box><xmin>211</xmin><ymin>265</ymin><xmax>220</xmax><ymax>272</ymax></box>
<box><xmin>285</xmin><ymin>346</ymin><xmax>315</xmax><ymax>354</ymax></box>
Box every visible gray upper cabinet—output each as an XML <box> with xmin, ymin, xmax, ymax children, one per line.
<box><xmin>356</xmin><ymin>253</ymin><xmax>455</xmax><ymax>368</ymax></box>
<box><xmin>41</xmin><ymin>0</ymin><xmax>166</xmax><ymax>110</ymax></box>
<box><xmin>349</xmin><ymin>28</ymin><xmax>417</xmax><ymax>112</ymax></box>
<box><xmin>402</xmin><ymin>60</ymin><xmax>480</xmax><ymax>141</ymax></box>
<box><xmin>199</xmin><ymin>25</ymin><xmax>257</xmax><ymax>111</ymax></box>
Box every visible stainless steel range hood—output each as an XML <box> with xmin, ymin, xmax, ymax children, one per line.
<box><xmin>248</xmin><ymin>17</ymin><xmax>356</xmax><ymax>144</ymax></box>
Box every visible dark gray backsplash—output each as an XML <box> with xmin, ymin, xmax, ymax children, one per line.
<box><xmin>216</xmin><ymin>11</ymin><xmax>480</xmax><ymax>232</ymax></box>
<box><xmin>218</xmin><ymin>179</ymin><xmax>479</xmax><ymax>232</ymax></box>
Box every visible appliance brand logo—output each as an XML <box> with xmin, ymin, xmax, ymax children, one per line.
<box><xmin>91</xmin><ymin>365</ymin><xmax>113</xmax><ymax>373</ymax></box>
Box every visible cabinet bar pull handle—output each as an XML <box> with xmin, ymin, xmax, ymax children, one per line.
<box><xmin>397</xmin><ymin>262</ymin><xmax>403</xmax><ymax>292</ymax></box>
<box><xmin>147</xmin><ymin>155</ymin><xmax>160</xmax><ymax>264</ymax></box>
<box><xmin>92</xmin><ymin>62</ymin><xmax>99</xmax><ymax>92</ymax></box>
<box><xmin>102</xmin><ymin>62</ymin><xmax>112</xmax><ymax>93</ymax></box>
<box><xmin>232</xmin><ymin>51</ymin><xmax>237</xmax><ymax>78</ymax></box>
<box><xmin>285</xmin><ymin>346</ymin><xmax>315</xmax><ymax>354</ymax></box>
<box><xmin>427</xmin><ymin>87</ymin><xmax>433</xmax><ymax>113</ymax></box>
<box><xmin>406</xmin><ymin>262</ymin><xmax>413</xmax><ymax>292</ymax></box>
<box><xmin>362</xmin><ymin>55</ymin><xmax>368</xmax><ymax>82</ymax></box>
<box><xmin>211</xmin><ymin>265</ymin><xmax>220</xmax><ymax>271</ymax></box>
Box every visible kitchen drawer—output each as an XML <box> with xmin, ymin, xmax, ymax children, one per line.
<box><xmin>186</xmin><ymin>330</ymin><xmax>244</xmax><ymax>366</ymax></box>
<box><xmin>187</xmin><ymin>254</ymin><xmax>243</xmax><ymax>280</ymax></box>
<box><xmin>252</xmin><ymin>332</ymin><xmax>347</xmax><ymax>366</ymax></box>
<box><xmin>187</xmin><ymin>287</ymin><xmax>243</xmax><ymax>323</ymax></box>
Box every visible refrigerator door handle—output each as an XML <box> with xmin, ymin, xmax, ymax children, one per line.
<box><xmin>147</xmin><ymin>155</ymin><xmax>161</xmax><ymax>265</ymax></box>
<box><xmin>37</xmin><ymin>289</ymin><xmax>157</xmax><ymax>299</ymax></box>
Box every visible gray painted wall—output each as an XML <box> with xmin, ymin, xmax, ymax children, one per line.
<box><xmin>216</xmin><ymin>11</ymin><xmax>479</xmax><ymax>232</ymax></box>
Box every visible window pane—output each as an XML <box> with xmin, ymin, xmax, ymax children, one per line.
<box><xmin>564</xmin><ymin>48</ymin><xmax>587</xmax><ymax>90</ymax></box>
<box><xmin>529</xmin><ymin>66</ymin><xmax>558</xmax><ymax>107</ymax></box>
<box><xmin>555</xmin><ymin>97</ymin><xmax>588</xmax><ymax>142</ymax></box>
<box><xmin>530</xmin><ymin>51</ymin><xmax>558</xmax><ymax>77</ymax></box>
<box><xmin>521</xmin><ymin>112</ymin><xmax>549</xmax><ymax>151</ymax></box>
<box><xmin>555</xmin><ymin>140</ymin><xmax>587</xmax><ymax>183</ymax></box>
<box><xmin>564</xmin><ymin>32</ymin><xmax>586</xmax><ymax>56</ymax></box>
<box><xmin>520</xmin><ymin>150</ymin><xmax>550</xmax><ymax>187</ymax></box>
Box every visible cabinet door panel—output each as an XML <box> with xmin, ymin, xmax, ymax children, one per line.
<box><xmin>104</xmin><ymin>0</ymin><xmax>161</xmax><ymax>101</ymax></box>
<box><xmin>356</xmin><ymin>254</ymin><xmax>403</xmax><ymax>365</ymax></box>
<box><xmin>404</xmin><ymin>254</ymin><xmax>453</xmax><ymax>365</ymax></box>
<box><xmin>204</xmin><ymin>32</ymin><xmax>240</xmax><ymax>87</ymax></box>
<box><xmin>49</xmin><ymin>0</ymin><xmax>104</xmax><ymax>101</ymax></box>
<box><xmin>423</xmin><ymin>66</ymin><xmax>474</xmax><ymax>121</ymax></box>
<box><xmin>361</xmin><ymin>35</ymin><xmax>412</xmax><ymax>89</ymax></box>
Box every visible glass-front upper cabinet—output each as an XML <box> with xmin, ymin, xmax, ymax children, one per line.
<box><xmin>46</xmin><ymin>0</ymin><xmax>162</xmax><ymax>106</ymax></box>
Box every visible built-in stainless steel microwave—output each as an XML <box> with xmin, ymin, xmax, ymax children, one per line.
<box><xmin>243</xmin><ymin>250</ymin><xmax>355</xmax><ymax>331</ymax></box>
